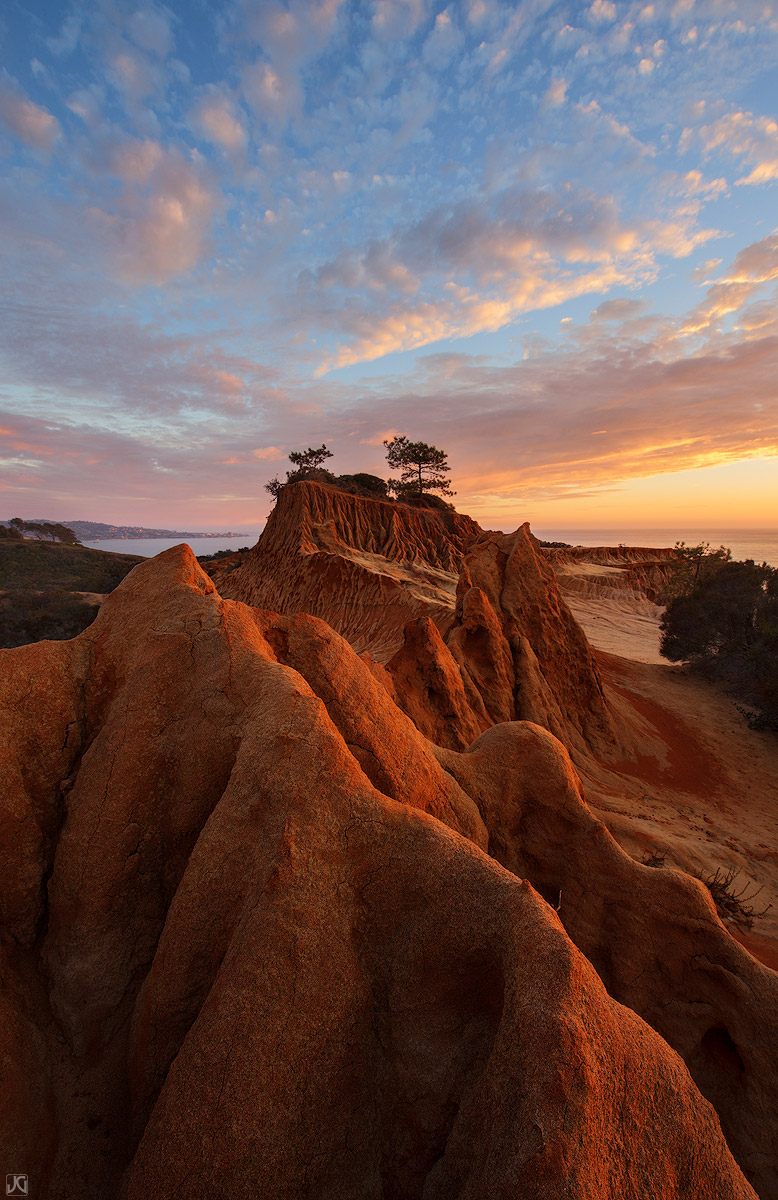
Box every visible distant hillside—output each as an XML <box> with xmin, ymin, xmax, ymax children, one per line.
<box><xmin>62</xmin><ymin>520</ymin><xmax>251</xmax><ymax>541</ymax></box>
<box><xmin>2</xmin><ymin>519</ymin><xmax>251</xmax><ymax>540</ymax></box>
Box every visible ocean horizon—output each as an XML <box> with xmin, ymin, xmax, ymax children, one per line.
<box><xmin>85</xmin><ymin>526</ymin><xmax>778</xmax><ymax>568</ymax></box>
<box><xmin>532</xmin><ymin>527</ymin><xmax>778</xmax><ymax>568</ymax></box>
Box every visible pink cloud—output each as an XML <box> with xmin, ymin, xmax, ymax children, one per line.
<box><xmin>0</xmin><ymin>80</ymin><xmax>60</xmax><ymax>152</ymax></box>
<box><xmin>85</xmin><ymin>143</ymin><xmax>221</xmax><ymax>283</ymax></box>
<box><xmin>191</xmin><ymin>89</ymin><xmax>247</xmax><ymax>154</ymax></box>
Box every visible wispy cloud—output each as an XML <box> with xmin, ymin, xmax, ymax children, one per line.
<box><xmin>681</xmin><ymin>108</ymin><xmax>778</xmax><ymax>186</ymax></box>
<box><xmin>2</xmin><ymin>0</ymin><xmax>778</xmax><ymax>526</ymax></box>
<box><xmin>306</xmin><ymin>179</ymin><xmax>720</xmax><ymax>369</ymax></box>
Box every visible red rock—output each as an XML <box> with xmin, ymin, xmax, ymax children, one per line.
<box><xmin>386</xmin><ymin>615</ymin><xmax>488</xmax><ymax>750</ymax></box>
<box><xmin>456</xmin><ymin>523</ymin><xmax>616</xmax><ymax>753</ymax></box>
<box><xmin>1</xmin><ymin>542</ymin><xmax>776</xmax><ymax>1199</ymax></box>
<box><xmin>216</xmin><ymin>480</ymin><xmax>481</xmax><ymax>660</ymax></box>
<box><xmin>221</xmin><ymin>484</ymin><xmax>617</xmax><ymax>758</ymax></box>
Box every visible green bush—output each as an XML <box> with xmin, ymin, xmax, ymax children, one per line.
<box><xmin>660</xmin><ymin>557</ymin><xmax>778</xmax><ymax>728</ymax></box>
<box><xmin>334</xmin><ymin>473</ymin><xmax>389</xmax><ymax>498</ymax></box>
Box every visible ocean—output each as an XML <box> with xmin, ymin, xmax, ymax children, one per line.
<box><xmin>84</xmin><ymin>528</ymin><xmax>778</xmax><ymax>568</ymax></box>
<box><xmin>532</xmin><ymin>528</ymin><xmax>778</xmax><ymax>568</ymax></box>
<box><xmin>82</xmin><ymin>535</ymin><xmax>260</xmax><ymax>558</ymax></box>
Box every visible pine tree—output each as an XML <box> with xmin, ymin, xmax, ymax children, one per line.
<box><xmin>383</xmin><ymin>436</ymin><xmax>453</xmax><ymax>500</ymax></box>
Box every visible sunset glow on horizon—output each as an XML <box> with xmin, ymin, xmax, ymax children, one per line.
<box><xmin>2</xmin><ymin>0</ymin><xmax>777</xmax><ymax>533</ymax></box>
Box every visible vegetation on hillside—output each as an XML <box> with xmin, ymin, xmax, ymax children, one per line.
<box><xmin>0</xmin><ymin>590</ymin><xmax>102</xmax><ymax>649</ymax></box>
<box><xmin>660</xmin><ymin>543</ymin><xmax>778</xmax><ymax>728</ymax></box>
<box><xmin>0</xmin><ymin>539</ymin><xmax>143</xmax><ymax>592</ymax></box>
<box><xmin>3</xmin><ymin>517</ymin><xmax>81</xmax><ymax>544</ymax></box>
<box><xmin>0</xmin><ymin>541</ymin><xmax>144</xmax><ymax>649</ymax></box>
<box><xmin>659</xmin><ymin>540</ymin><xmax>732</xmax><ymax>603</ymax></box>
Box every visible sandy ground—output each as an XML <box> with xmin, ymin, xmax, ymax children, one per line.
<box><xmin>570</xmin><ymin>597</ymin><xmax>778</xmax><ymax>972</ymax></box>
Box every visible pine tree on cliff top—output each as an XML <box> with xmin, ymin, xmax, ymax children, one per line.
<box><xmin>265</xmin><ymin>445</ymin><xmax>334</xmax><ymax>499</ymax></box>
<box><xmin>383</xmin><ymin>436</ymin><xmax>454</xmax><ymax>500</ymax></box>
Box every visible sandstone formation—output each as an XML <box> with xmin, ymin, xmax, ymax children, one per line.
<box><xmin>1</xmin><ymin>543</ymin><xmax>777</xmax><ymax>1199</ymax></box>
<box><xmin>218</xmin><ymin>483</ymin><xmax>616</xmax><ymax>757</ymax></box>
<box><xmin>539</xmin><ymin>544</ymin><xmax>679</xmax><ymax>667</ymax></box>
<box><xmin>544</xmin><ymin>543</ymin><xmax>679</xmax><ymax>604</ymax></box>
<box><xmin>214</xmin><ymin>480</ymin><xmax>481</xmax><ymax>660</ymax></box>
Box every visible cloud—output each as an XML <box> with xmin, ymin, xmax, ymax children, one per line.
<box><xmin>46</xmin><ymin>10</ymin><xmax>84</xmax><ymax>56</ymax></box>
<box><xmin>317</xmin><ymin>260</ymin><xmax>648</xmax><ymax>372</ymax></box>
<box><xmin>126</xmin><ymin>7</ymin><xmax>176</xmax><ymax>58</ymax></box>
<box><xmin>345</xmin><ymin>324</ymin><xmax>778</xmax><ymax>506</ymax></box>
<box><xmin>679</xmin><ymin>169</ymin><xmax>727</xmax><ymax>199</ymax></box>
<box><xmin>0</xmin><ymin>410</ymin><xmax>278</xmax><ymax>525</ymax></box>
<box><xmin>4</xmin><ymin>240</ymin><xmax>778</xmax><ymax>527</ymax></box>
<box><xmin>0</xmin><ymin>258</ymin><xmax>278</xmax><ymax>421</ymax></box>
<box><xmin>422</xmin><ymin>8</ymin><xmax>464</xmax><ymax>68</ymax></box>
<box><xmin>242</xmin><ymin>59</ymin><xmax>302</xmax><ymax>128</ymax></box>
<box><xmin>85</xmin><ymin>140</ymin><xmax>222</xmax><ymax>282</ymax></box>
<box><xmin>239</xmin><ymin>0</ymin><xmax>345</xmax><ymax>127</ymax></box>
<box><xmin>107</xmin><ymin>46</ymin><xmax>160</xmax><ymax>104</ymax></box>
<box><xmin>542</xmin><ymin>77</ymin><xmax>567</xmax><ymax>110</ymax></box>
<box><xmin>590</xmin><ymin>297</ymin><xmax>647</xmax><ymax>321</ymax></box>
<box><xmin>589</xmin><ymin>0</ymin><xmax>617</xmax><ymax>22</ymax></box>
<box><xmin>191</xmin><ymin>89</ymin><xmax>248</xmax><ymax>155</ymax></box>
<box><xmin>679</xmin><ymin>236</ymin><xmax>778</xmax><ymax>333</ymax></box>
<box><xmin>690</xmin><ymin>256</ymin><xmax>722</xmax><ymax>283</ymax></box>
<box><xmin>727</xmin><ymin>235</ymin><xmax>778</xmax><ymax>282</ymax></box>
<box><xmin>681</xmin><ymin>108</ymin><xmax>778</xmax><ymax>186</ymax></box>
<box><xmin>372</xmin><ymin>0</ymin><xmax>429</xmax><ymax>41</ymax></box>
<box><xmin>3</xmin><ymin>0</ymin><xmax>778</xmax><ymax>530</ymax></box>
<box><xmin>67</xmin><ymin>84</ymin><xmax>105</xmax><ymax>126</ymax></box>
<box><xmin>316</xmin><ymin>185</ymin><xmax>649</xmax><ymax>291</ymax></box>
<box><xmin>304</xmin><ymin>181</ymin><xmax>721</xmax><ymax>369</ymax></box>
<box><xmin>0</xmin><ymin>79</ymin><xmax>61</xmax><ymax>152</ymax></box>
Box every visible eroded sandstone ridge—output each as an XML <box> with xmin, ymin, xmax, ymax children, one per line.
<box><xmin>2</xmin><ymin>492</ymin><xmax>777</xmax><ymax>1199</ymax></box>
<box><xmin>213</xmin><ymin>480</ymin><xmax>481</xmax><ymax>659</ymax></box>
<box><xmin>217</xmin><ymin>482</ymin><xmax>615</xmax><ymax>755</ymax></box>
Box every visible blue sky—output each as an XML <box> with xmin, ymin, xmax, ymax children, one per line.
<box><xmin>1</xmin><ymin>0</ymin><xmax>777</xmax><ymax>530</ymax></box>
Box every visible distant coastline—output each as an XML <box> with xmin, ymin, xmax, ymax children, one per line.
<box><xmin>82</xmin><ymin>531</ymin><xmax>251</xmax><ymax>541</ymax></box>
<box><xmin>4</xmin><ymin>519</ymin><xmax>253</xmax><ymax>541</ymax></box>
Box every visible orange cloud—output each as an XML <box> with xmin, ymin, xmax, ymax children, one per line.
<box><xmin>317</xmin><ymin>261</ymin><xmax>650</xmax><ymax>373</ymax></box>
<box><xmin>682</xmin><ymin>109</ymin><xmax>778</xmax><ymax>188</ymax></box>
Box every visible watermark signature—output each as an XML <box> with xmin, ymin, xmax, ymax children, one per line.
<box><xmin>6</xmin><ymin>1177</ymin><xmax>28</xmax><ymax>1197</ymax></box>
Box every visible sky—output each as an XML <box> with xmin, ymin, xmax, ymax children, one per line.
<box><xmin>1</xmin><ymin>0</ymin><xmax>777</xmax><ymax>533</ymax></box>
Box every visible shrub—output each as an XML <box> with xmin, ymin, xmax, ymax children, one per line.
<box><xmin>660</xmin><ymin>557</ymin><xmax>778</xmax><ymax>728</ymax></box>
<box><xmin>334</xmin><ymin>473</ymin><xmax>389</xmax><ymax>498</ymax></box>
<box><xmin>0</xmin><ymin>590</ymin><xmax>100</xmax><ymax>648</ymax></box>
